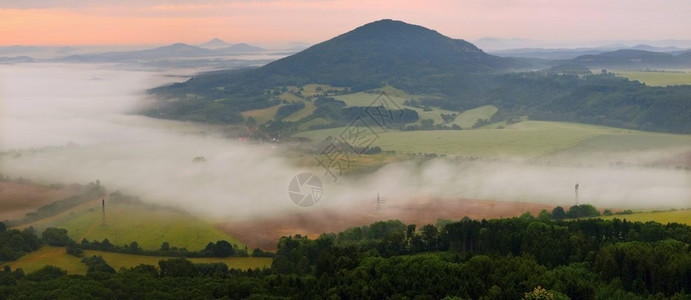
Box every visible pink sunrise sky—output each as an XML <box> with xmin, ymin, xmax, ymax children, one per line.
<box><xmin>1</xmin><ymin>0</ymin><xmax>690</xmax><ymax>46</ymax></box>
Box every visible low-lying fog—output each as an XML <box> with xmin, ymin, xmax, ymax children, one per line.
<box><xmin>1</xmin><ymin>64</ymin><xmax>688</xmax><ymax>220</ymax></box>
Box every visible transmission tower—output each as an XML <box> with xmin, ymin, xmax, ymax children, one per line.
<box><xmin>101</xmin><ymin>198</ymin><xmax>105</xmax><ymax>226</ymax></box>
<box><xmin>372</xmin><ymin>192</ymin><xmax>385</xmax><ymax>210</ymax></box>
<box><xmin>575</xmin><ymin>183</ymin><xmax>579</xmax><ymax>205</ymax></box>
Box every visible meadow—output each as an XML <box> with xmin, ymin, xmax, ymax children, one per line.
<box><xmin>242</xmin><ymin>85</ymin><xmax>498</xmax><ymax>129</ymax></box>
<box><xmin>332</xmin><ymin>89</ymin><xmax>496</xmax><ymax>128</ymax></box>
<box><xmin>294</xmin><ymin>120</ymin><xmax>691</xmax><ymax>158</ymax></box>
<box><xmin>27</xmin><ymin>200</ymin><xmax>244</xmax><ymax>251</ymax></box>
<box><xmin>241</xmin><ymin>104</ymin><xmax>283</xmax><ymax>124</ymax></box>
<box><xmin>5</xmin><ymin>246</ymin><xmax>272</xmax><ymax>275</ymax></box>
<box><xmin>614</xmin><ymin>70</ymin><xmax>691</xmax><ymax>87</ymax></box>
<box><xmin>597</xmin><ymin>209</ymin><xmax>691</xmax><ymax>225</ymax></box>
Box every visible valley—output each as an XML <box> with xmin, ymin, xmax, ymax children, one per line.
<box><xmin>1</xmin><ymin>17</ymin><xmax>689</xmax><ymax>299</ymax></box>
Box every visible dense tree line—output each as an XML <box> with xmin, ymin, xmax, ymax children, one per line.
<box><xmin>274</xmin><ymin>102</ymin><xmax>306</xmax><ymax>120</ymax></box>
<box><xmin>0</xmin><ymin>225</ymin><xmax>42</xmax><ymax>261</ymax></box>
<box><xmin>76</xmin><ymin>237</ymin><xmax>271</xmax><ymax>258</ymax></box>
<box><xmin>0</xmin><ymin>216</ymin><xmax>688</xmax><ymax>299</ymax></box>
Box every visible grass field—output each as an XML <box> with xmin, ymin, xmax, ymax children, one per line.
<box><xmin>333</xmin><ymin>90</ymin><xmax>462</xmax><ymax>126</ymax></box>
<box><xmin>4</xmin><ymin>246</ymin><xmax>272</xmax><ymax>275</ymax></box>
<box><xmin>239</xmin><ymin>85</ymin><xmax>502</xmax><ymax>128</ymax></box>
<box><xmin>297</xmin><ymin>121</ymin><xmax>645</xmax><ymax>157</ymax></box>
<box><xmin>549</xmin><ymin>131</ymin><xmax>691</xmax><ymax>154</ymax></box>
<box><xmin>241</xmin><ymin>104</ymin><xmax>282</xmax><ymax>124</ymax></box>
<box><xmin>452</xmin><ymin>105</ymin><xmax>498</xmax><ymax>129</ymax></box>
<box><xmin>597</xmin><ymin>210</ymin><xmax>691</xmax><ymax>225</ymax></box>
<box><xmin>614</xmin><ymin>70</ymin><xmax>691</xmax><ymax>87</ymax></box>
<box><xmin>283</xmin><ymin>98</ymin><xmax>316</xmax><ymax>122</ymax></box>
<box><xmin>32</xmin><ymin>201</ymin><xmax>244</xmax><ymax>251</ymax></box>
<box><xmin>294</xmin><ymin>120</ymin><xmax>691</xmax><ymax>158</ymax></box>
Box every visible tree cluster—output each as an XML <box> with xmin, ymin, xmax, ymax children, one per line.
<box><xmin>0</xmin><ymin>225</ymin><xmax>42</xmax><ymax>261</ymax></box>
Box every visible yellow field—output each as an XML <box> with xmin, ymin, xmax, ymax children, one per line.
<box><xmin>598</xmin><ymin>210</ymin><xmax>691</xmax><ymax>225</ymax></box>
<box><xmin>3</xmin><ymin>246</ymin><xmax>272</xmax><ymax>275</ymax></box>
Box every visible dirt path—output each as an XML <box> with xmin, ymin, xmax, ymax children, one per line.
<box><xmin>6</xmin><ymin>246</ymin><xmax>64</xmax><ymax>270</ymax></box>
<box><xmin>78</xmin><ymin>223</ymin><xmax>99</xmax><ymax>242</ymax></box>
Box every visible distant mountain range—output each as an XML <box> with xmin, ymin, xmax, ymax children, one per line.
<box><xmin>147</xmin><ymin>19</ymin><xmax>691</xmax><ymax>134</ymax></box>
<box><xmin>0</xmin><ymin>41</ymin><xmax>273</xmax><ymax>67</ymax></box>
<box><xmin>489</xmin><ymin>46</ymin><xmax>688</xmax><ymax>60</ymax></box>
<box><xmin>60</xmin><ymin>42</ymin><xmax>267</xmax><ymax>63</ymax></box>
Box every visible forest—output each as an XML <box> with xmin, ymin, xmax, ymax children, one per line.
<box><xmin>1</xmin><ymin>206</ymin><xmax>689</xmax><ymax>299</ymax></box>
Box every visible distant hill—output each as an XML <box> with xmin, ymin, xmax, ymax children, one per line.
<box><xmin>61</xmin><ymin>43</ymin><xmax>216</xmax><ymax>62</ymax></box>
<box><xmin>629</xmin><ymin>44</ymin><xmax>686</xmax><ymax>52</ymax></box>
<box><xmin>198</xmin><ymin>38</ymin><xmax>232</xmax><ymax>49</ymax></box>
<box><xmin>0</xmin><ymin>56</ymin><xmax>35</xmax><ymax>63</ymax></box>
<box><xmin>215</xmin><ymin>43</ymin><xmax>265</xmax><ymax>54</ymax></box>
<box><xmin>58</xmin><ymin>42</ymin><xmax>267</xmax><ymax>63</ymax></box>
<box><xmin>572</xmin><ymin>49</ymin><xmax>691</xmax><ymax>69</ymax></box>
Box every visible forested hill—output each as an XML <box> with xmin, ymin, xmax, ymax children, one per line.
<box><xmin>150</xmin><ymin>19</ymin><xmax>514</xmax><ymax>97</ymax></box>
<box><xmin>147</xmin><ymin>19</ymin><xmax>691</xmax><ymax>134</ymax></box>
<box><xmin>256</xmin><ymin>19</ymin><xmax>511</xmax><ymax>88</ymax></box>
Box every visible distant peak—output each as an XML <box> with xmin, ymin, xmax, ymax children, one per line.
<box><xmin>198</xmin><ymin>38</ymin><xmax>231</xmax><ymax>49</ymax></box>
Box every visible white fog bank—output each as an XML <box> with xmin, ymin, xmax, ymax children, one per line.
<box><xmin>1</xmin><ymin>64</ymin><xmax>689</xmax><ymax>220</ymax></box>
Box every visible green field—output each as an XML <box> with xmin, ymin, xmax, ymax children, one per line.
<box><xmin>548</xmin><ymin>131</ymin><xmax>691</xmax><ymax>156</ymax></box>
<box><xmin>598</xmin><ymin>210</ymin><xmax>691</xmax><ymax>225</ymax></box>
<box><xmin>452</xmin><ymin>105</ymin><xmax>498</xmax><ymax>129</ymax></box>
<box><xmin>293</xmin><ymin>120</ymin><xmax>689</xmax><ymax>158</ymax></box>
<box><xmin>33</xmin><ymin>201</ymin><xmax>243</xmax><ymax>251</ymax></box>
<box><xmin>4</xmin><ymin>246</ymin><xmax>272</xmax><ymax>275</ymax></box>
<box><xmin>333</xmin><ymin>90</ymin><xmax>464</xmax><ymax>126</ymax></box>
<box><xmin>241</xmin><ymin>104</ymin><xmax>282</xmax><ymax>124</ymax></box>
<box><xmin>614</xmin><ymin>70</ymin><xmax>691</xmax><ymax>87</ymax></box>
<box><xmin>245</xmin><ymin>85</ymin><xmax>489</xmax><ymax>128</ymax></box>
<box><xmin>283</xmin><ymin>98</ymin><xmax>316</xmax><ymax>122</ymax></box>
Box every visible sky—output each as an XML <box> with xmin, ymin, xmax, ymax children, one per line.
<box><xmin>1</xmin><ymin>0</ymin><xmax>690</xmax><ymax>47</ymax></box>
